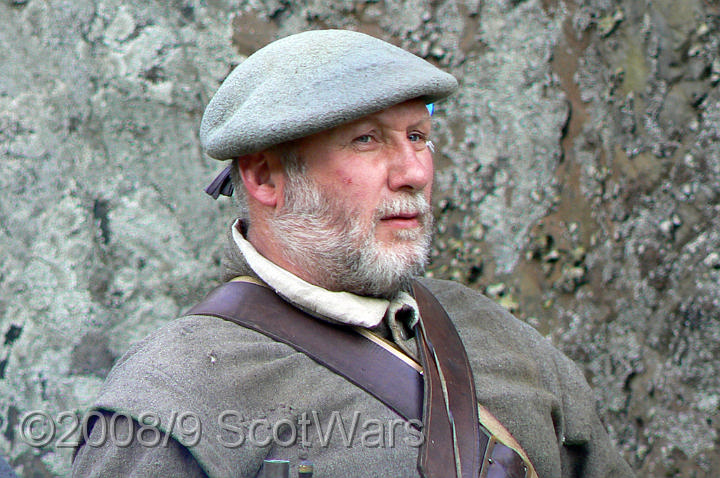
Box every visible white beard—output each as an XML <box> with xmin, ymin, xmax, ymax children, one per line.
<box><xmin>268</xmin><ymin>172</ymin><xmax>433</xmax><ymax>298</ymax></box>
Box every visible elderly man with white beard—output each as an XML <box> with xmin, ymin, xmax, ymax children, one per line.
<box><xmin>72</xmin><ymin>30</ymin><xmax>634</xmax><ymax>478</ymax></box>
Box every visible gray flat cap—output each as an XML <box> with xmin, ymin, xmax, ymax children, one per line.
<box><xmin>200</xmin><ymin>29</ymin><xmax>458</xmax><ymax>160</ymax></box>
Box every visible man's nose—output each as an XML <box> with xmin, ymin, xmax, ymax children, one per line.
<box><xmin>387</xmin><ymin>141</ymin><xmax>433</xmax><ymax>192</ymax></box>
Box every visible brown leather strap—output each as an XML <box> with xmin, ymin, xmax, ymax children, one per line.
<box><xmin>185</xmin><ymin>281</ymin><xmax>424</xmax><ymax>422</ymax></box>
<box><xmin>481</xmin><ymin>435</ymin><xmax>530</xmax><ymax>478</ymax></box>
<box><xmin>413</xmin><ymin>281</ymin><xmax>483</xmax><ymax>478</ymax></box>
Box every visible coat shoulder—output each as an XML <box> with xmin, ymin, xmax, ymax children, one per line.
<box><xmin>417</xmin><ymin>277</ymin><xmax>553</xmax><ymax>353</ymax></box>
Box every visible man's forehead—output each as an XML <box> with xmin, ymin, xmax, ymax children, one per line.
<box><xmin>331</xmin><ymin>100</ymin><xmax>432</xmax><ymax>132</ymax></box>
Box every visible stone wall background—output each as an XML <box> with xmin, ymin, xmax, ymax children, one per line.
<box><xmin>1</xmin><ymin>0</ymin><xmax>718</xmax><ymax>475</ymax></box>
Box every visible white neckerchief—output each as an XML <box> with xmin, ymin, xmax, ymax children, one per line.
<box><xmin>231</xmin><ymin>220</ymin><xmax>419</xmax><ymax>328</ymax></box>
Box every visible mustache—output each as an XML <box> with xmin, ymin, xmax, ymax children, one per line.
<box><xmin>373</xmin><ymin>193</ymin><xmax>432</xmax><ymax>222</ymax></box>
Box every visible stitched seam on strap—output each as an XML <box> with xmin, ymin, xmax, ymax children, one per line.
<box><xmin>419</xmin><ymin>320</ymin><xmax>463</xmax><ymax>478</ymax></box>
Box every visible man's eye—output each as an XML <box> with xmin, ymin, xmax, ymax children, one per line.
<box><xmin>408</xmin><ymin>133</ymin><xmax>425</xmax><ymax>142</ymax></box>
<box><xmin>354</xmin><ymin>135</ymin><xmax>373</xmax><ymax>143</ymax></box>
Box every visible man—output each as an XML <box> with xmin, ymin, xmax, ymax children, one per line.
<box><xmin>72</xmin><ymin>30</ymin><xmax>634</xmax><ymax>477</ymax></box>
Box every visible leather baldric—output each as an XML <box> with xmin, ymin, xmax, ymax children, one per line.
<box><xmin>186</xmin><ymin>280</ymin><xmax>528</xmax><ymax>478</ymax></box>
<box><xmin>413</xmin><ymin>281</ymin><xmax>482</xmax><ymax>477</ymax></box>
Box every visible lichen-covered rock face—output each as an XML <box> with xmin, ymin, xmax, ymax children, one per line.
<box><xmin>1</xmin><ymin>0</ymin><xmax>718</xmax><ymax>475</ymax></box>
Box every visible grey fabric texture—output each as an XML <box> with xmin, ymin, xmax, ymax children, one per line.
<box><xmin>72</xmin><ymin>412</ymin><xmax>208</xmax><ymax>478</ymax></box>
<box><xmin>72</xmin><ymin>233</ymin><xmax>635</xmax><ymax>478</ymax></box>
<box><xmin>199</xmin><ymin>29</ymin><xmax>458</xmax><ymax>160</ymax></box>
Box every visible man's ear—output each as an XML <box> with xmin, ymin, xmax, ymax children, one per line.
<box><xmin>236</xmin><ymin>151</ymin><xmax>284</xmax><ymax>207</ymax></box>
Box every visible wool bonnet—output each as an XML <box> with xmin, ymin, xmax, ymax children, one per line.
<box><xmin>200</xmin><ymin>29</ymin><xmax>458</xmax><ymax>160</ymax></box>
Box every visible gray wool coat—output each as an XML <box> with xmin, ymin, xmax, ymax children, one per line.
<box><xmin>72</xmin><ymin>237</ymin><xmax>634</xmax><ymax>478</ymax></box>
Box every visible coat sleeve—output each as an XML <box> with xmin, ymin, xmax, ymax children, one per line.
<box><xmin>552</xmin><ymin>351</ymin><xmax>635</xmax><ymax>478</ymax></box>
<box><xmin>72</xmin><ymin>411</ymin><xmax>210</xmax><ymax>478</ymax></box>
